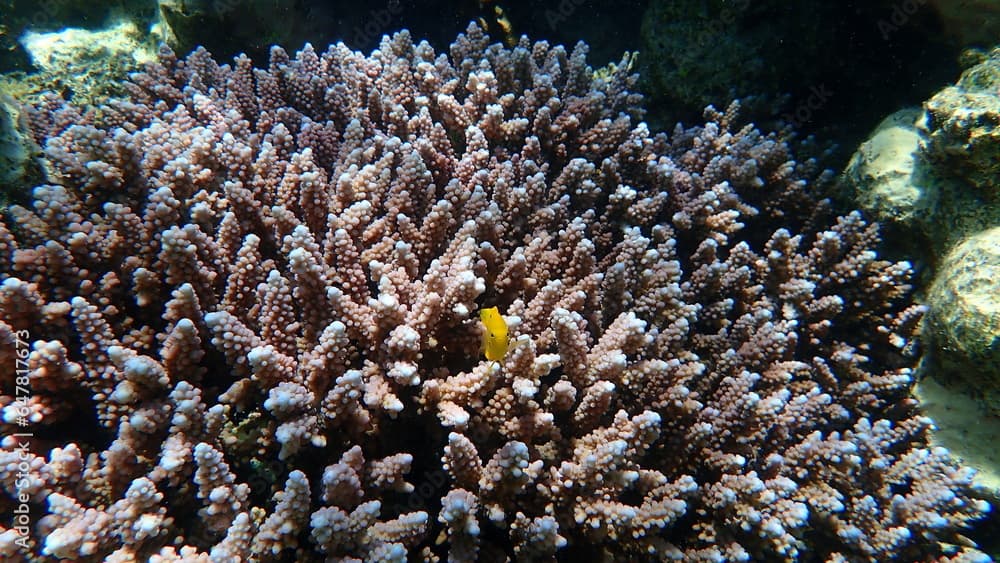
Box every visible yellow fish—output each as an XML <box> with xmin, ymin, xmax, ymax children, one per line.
<box><xmin>479</xmin><ymin>306</ymin><xmax>509</xmax><ymax>362</ymax></box>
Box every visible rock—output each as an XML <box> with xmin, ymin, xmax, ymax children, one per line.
<box><xmin>0</xmin><ymin>96</ymin><xmax>33</xmax><ymax>204</ymax></box>
<box><xmin>923</xmin><ymin>49</ymin><xmax>1000</xmax><ymax>197</ymax></box>
<box><xmin>841</xmin><ymin>108</ymin><xmax>931</xmax><ymax>229</ymax></box>
<box><xmin>924</xmin><ymin>226</ymin><xmax>1000</xmax><ymax>414</ymax></box>
<box><xmin>18</xmin><ymin>21</ymin><xmax>157</xmax><ymax>104</ymax></box>
<box><xmin>841</xmin><ymin>48</ymin><xmax>1000</xmax><ymax>260</ymax></box>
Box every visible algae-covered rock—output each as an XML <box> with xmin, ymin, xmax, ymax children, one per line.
<box><xmin>917</xmin><ymin>48</ymin><xmax>1000</xmax><ymax>252</ymax></box>
<box><xmin>0</xmin><ymin>94</ymin><xmax>39</xmax><ymax>208</ymax></box>
<box><xmin>842</xmin><ymin>108</ymin><xmax>931</xmax><ymax>229</ymax></box>
<box><xmin>842</xmin><ymin>48</ymin><xmax>1000</xmax><ymax>261</ymax></box>
<box><xmin>0</xmin><ymin>0</ymin><xmax>155</xmax><ymax>73</ymax></box>
<box><xmin>923</xmin><ymin>49</ymin><xmax>1000</xmax><ymax>198</ymax></box>
<box><xmin>18</xmin><ymin>20</ymin><xmax>157</xmax><ymax>105</ymax></box>
<box><xmin>0</xmin><ymin>20</ymin><xmax>157</xmax><ymax>203</ymax></box>
<box><xmin>924</xmin><ymin>227</ymin><xmax>1000</xmax><ymax>413</ymax></box>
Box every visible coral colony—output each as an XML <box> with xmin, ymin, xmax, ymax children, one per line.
<box><xmin>0</xmin><ymin>24</ymin><xmax>990</xmax><ymax>561</ymax></box>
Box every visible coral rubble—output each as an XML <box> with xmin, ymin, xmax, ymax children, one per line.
<box><xmin>0</xmin><ymin>24</ymin><xmax>990</xmax><ymax>561</ymax></box>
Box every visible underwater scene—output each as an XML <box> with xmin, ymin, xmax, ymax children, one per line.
<box><xmin>0</xmin><ymin>0</ymin><xmax>998</xmax><ymax>561</ymax></box>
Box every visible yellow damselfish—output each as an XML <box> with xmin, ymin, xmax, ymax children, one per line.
<box><xmin>479</xmin><ymin>306</ymin><xmax>509</xmax><ymax>361</ymax></box>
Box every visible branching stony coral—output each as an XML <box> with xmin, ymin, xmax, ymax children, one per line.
<box><xmin>0</xmin><ymin>23</ymin><xmax>990</xmax><ymax>562</ymax></box>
